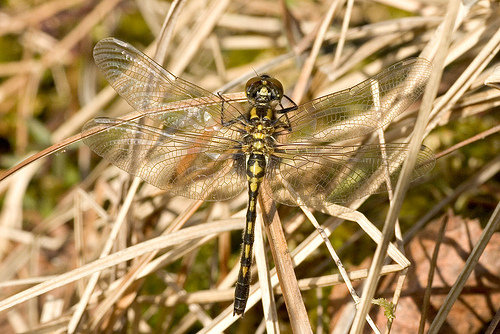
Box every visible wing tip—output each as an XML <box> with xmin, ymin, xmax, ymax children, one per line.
<box><xmin>93</xmin><ymin>37</ymin><xmax>134</xmax><ymax>63</ymax></box>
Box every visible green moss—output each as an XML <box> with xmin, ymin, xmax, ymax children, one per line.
<box><xmin>0</xmin><ymin>35</ymin><xmax>22</xmax><ymax>62</ymax></box>
<box><xmin>114</xmin><ymin>12</ymin><xmax>154</xmax><ymax>46</ymax></box>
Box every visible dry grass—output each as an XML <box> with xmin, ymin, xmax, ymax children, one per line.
<box><xmin>0</xmin><ymin>0</ymin><xmax>499</xmax><ymax>333</ymax></box>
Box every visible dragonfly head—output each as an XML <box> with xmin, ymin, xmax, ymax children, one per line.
<box><xmin>245</xmin><ymin>75</ymin><xmax>284</xmax><ymax>105</ymax></box>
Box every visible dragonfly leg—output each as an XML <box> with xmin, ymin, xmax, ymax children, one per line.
<box><xmin>217</xmin><ymin>91</ymin><xmax>247</xmax><ymax>127</ymax></box>
<box><xmin>276</xmin><ymin>94</ymin><xmax>297</xmax><ymax>132</ymax></box>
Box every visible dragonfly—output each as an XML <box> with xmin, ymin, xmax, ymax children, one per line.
<box><xmin>83</xmin><ymin>38</ymin><xmax>435</xmax><ymax>316</ymax></box>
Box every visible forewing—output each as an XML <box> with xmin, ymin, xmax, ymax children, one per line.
<box><xmin>280</xmin><ymin>58</ymin><xmax>432</xmax><ymax>143</ymax></box>
<box><xmin>93</xmin><ymin>38</ymin><xmax>244</xmax><ymax>131</ymax></box>
<box><xmin>83</xmin><ymin>117</ymin><xmax>247</xmax><ymax>201</ymax></box>
<box><xmin>266</xmin><ymin>143</ymin><xmax>435</xmax><ymax>206</ymax></box>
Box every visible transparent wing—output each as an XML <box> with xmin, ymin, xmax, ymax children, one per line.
<box><xmin>93</xmin><ymin>38</ymin><xmax>244</xmax><ymax>132</ymax></box>
<box><xmin>83</xmin><ymin>117</ymin><xmax>247</xmax><ymax>201</ymax></box>
<box><xmin>279</xmin><ymin>58</ymin><xmax>432</xmax><ymax>143</ymax></box>
<box><xmin>266</xmin><ymin>143</ymin><xmax>435</xmax><ymax>206</ymax></box>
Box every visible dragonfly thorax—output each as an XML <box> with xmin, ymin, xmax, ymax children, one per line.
<box><xmin>243</xmin><ymin>117</ymin><xmax>276</xmax><ymax>155</ymax></box>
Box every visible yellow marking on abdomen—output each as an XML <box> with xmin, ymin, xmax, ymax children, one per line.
<box><xmin>249</xmin><ymin>162</ymin><xmax>263</xmax><ymax>176</ymax></box>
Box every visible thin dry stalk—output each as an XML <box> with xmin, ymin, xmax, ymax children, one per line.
<box><xmin>485</xmin><ymin>307</ymin><xmax>500</xmax><ymax>334</ymax></box>
<box><xmin>350</xmin><ymin>0</ymin><xmax>461</xmax><ymax>330</ymax></box>
<box><xmin>332</xmin><ymin>0</ymin><xmax>354</xmax><ymax>69</ymax></box>
<box><xmin>253</xmin><ymin>209</ymin><xmax>279</xmax><ymax>333</ymax></box>
<box><xmin>167</xmin><ymin>0</ymin><xmax>231</xmax><ymax>74</ymax></box>
<box><xmin>292</xmin><ymin>0</ymin><xmax>342</xmax><ymax>103</ymax></box>
<box><xmin>427</xmin><ymin>202</ymin><xmax>500</xmax><ymax>333</ymax></box>
<box><xmin>417</xmin><ymin>213</ymin><xmax>449</xmax><ymax>334</ymax></box>
<box><xmin>0</xmin><ymin>218</ymin><xmax>242</xmax><ymax>312</ymax></box>
<box><xmin>259</xmin><ymin>184</ymin><xmax>312</xmax><ymax>333</ymax></box>
<box><xmin>404</xmin><ymin>155</ymin><xmax>500</xmax><ymax>243</ymax></box>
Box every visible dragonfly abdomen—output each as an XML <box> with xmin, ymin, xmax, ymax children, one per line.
<box><xmin>233</xmin><ymin>153</ymin><xmax>267</xmax><ymax>315</ymax></box>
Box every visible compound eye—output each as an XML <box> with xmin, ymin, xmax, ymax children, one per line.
<box><xmin>245</xmin><ymin>76</ymin><xmax>262</xmax><ymax>94</ymax></box>
<box><xmin>267</xmin><ymin>78</ymin><xmax>284</xmax><ymax>98</ymax></box>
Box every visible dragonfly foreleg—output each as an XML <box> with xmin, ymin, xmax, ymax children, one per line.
<box><xmin>276</xmin><ymin>94</ymin><xmax>297</xmax><ymax>132</ymax></box>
